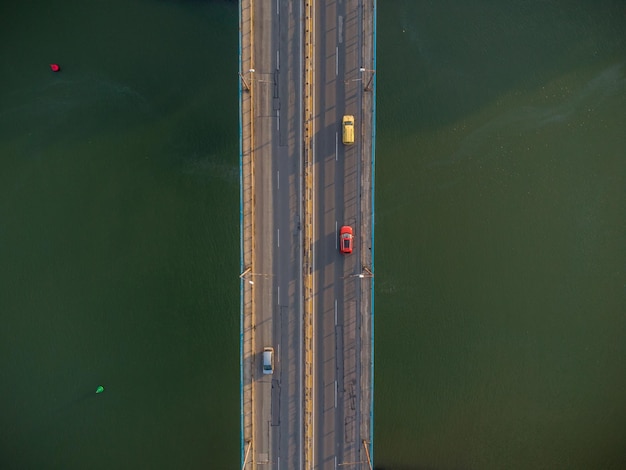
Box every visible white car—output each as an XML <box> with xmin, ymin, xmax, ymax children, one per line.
<box><xmin>262</xmin><ymin>347</ymin><xmax>274</xmax><ymax>375</ymax></box>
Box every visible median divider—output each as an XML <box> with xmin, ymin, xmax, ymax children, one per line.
<box><xmin>302</xmin><ymin>1</ymin><xmax>315</xmax><ymax>468</ymax></box>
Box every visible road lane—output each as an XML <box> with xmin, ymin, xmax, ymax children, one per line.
<box><xmin>268</xmin><ymin>0</ymin><xmax>304</xmax><ymax>468</ymax></box>
<box><xmin>250</xmin><ymin>0</ymin><xmax>277</xmax><ymax>465</ymax></box>
<box><xmin>313</xmin><ymin>0</ymin><xmax>366</xmax><ymax>468</ymax></box>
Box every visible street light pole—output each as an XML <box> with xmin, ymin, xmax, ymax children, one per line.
<box><xmin>359</xmin><ymin>67</ymin><xmax>376</xmax><ymax>92</ymax></box>
<box><xmin>343</xmin><ymin>267</ymin><xmax>374</xmax><ymax>280</ymax></box>
<box><xmin>240</xmin><ymin>266</ymin><xmax>271</xmax><ymax>284</ymax></box>
<box><xmin>239</xmin><ymin>68</ymin><xmax>255</xmax><ymax>92</ymax></box>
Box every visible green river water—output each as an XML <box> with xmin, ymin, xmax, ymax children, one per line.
<box><xmin>1</xmin><ymin>1</ymin><xmax>624</xmax><ymax>468</ymax></box>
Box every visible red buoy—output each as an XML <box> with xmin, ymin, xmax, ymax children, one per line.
<box><xmin>49</xmin><ymin>64</ymin><xmax>60</xmax><ymax>72</ymax></box>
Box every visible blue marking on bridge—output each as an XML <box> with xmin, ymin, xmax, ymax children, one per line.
<box><xmin>369</xmin><ymin>1</ymin><xmax>377</xmax><ymax>464</ymax></box>
<box><xmin>238</xmin><ymin>1</ymin><xmax>245</xmax><ymax>467</ymax></box>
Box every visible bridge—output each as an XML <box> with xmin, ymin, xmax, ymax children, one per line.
<box><xmin>239</xmin><ymin>1</ymin><xmax>376</xmax><ymax>468</ymax></box>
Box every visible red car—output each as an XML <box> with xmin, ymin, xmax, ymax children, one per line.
<box><xmin>339</xmin><ymin>226</ymin><xmax>353</xmax><ymax>254</ymax></box>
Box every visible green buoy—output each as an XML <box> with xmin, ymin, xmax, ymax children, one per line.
<box><xmin>96</xmin><ymin>385</ymin><xmax>104</xmax><ymax>394</ymax></box>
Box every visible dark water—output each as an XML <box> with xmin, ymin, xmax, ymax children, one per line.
<box><xmin>1</xmin><ymin>1</ymin><xmax>239</xmax><ymax>469</ymax></box>
<box><xmin>375</xmin><ymin>1</ymin><xmax>626</xmax><ymax>469</ymax></box>
<box><xmin>1</xmin><ymin>1</ymin><xmax>625</xmax><ymax>469</ymax></box>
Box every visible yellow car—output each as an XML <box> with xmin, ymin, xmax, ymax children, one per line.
<box><xmin>342</xmin><ymin>115</ymin><xmax>355</xmax><ymax>145</ymax></box>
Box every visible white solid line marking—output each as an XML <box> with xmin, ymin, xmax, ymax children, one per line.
<box><xmin>334</xmin><ymin>380</ymin><xmax>337</xmax><ymax>408</ymax></box>
<box><xmin>335</xmin><ymin>46</ymin><xmax>339</xmax><ymax>76</ymax></box>
<box><xmin>278</xmin><ymin>286</ymin><xmax>280</xmax><ymax>304</ymax></box>
<box><xmin>335</xmin><ymin>132</ymin><xmax>338</xmax><ymax>160</ymax></box>
<box><xmin>277</xmin><ymin>108</ymin><xmax>280</xmax><ymax>131</ymax></box>
<box><xmin>335</xmin><ymin>299</ymin><xmax>337</xmax><ymax>325</ymax></box>
<box><xmin>335</xmin><ymin>221</ymin><xmax>338</xmax><ymax>249</ymax></box>
<box><xmin>277</xmin><ymin>228</ymin><xmax>280</xmax><ymax>247</ymax></box>
<box><xmin>276</xmin><ymin>49</ymin><xmax>280</xmax><ymax>70</ymax></box>
<box><xmin>277</xmin><ymin>170</ymin><xmax>280</xmax><ymax>190</ymax></box>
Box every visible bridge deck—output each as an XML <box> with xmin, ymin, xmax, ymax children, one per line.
<box><xmin>240</xmin><ymin>1</ymin><xmax>376</xmax><ymax>468</ymax></box>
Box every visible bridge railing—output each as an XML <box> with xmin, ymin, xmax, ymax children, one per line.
<box><xmin>240</xmin><ymin>0</ymin><xmax>256</xmax><ymax>468</ymax></box>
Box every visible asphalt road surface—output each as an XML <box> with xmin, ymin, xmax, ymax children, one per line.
<box><xmin>312</xmin><ymin>2</ymin><xmax>365</xmax><ymax>468</ymax></box>
<box><xmin>250</xmin><ymin>0</ymin><xmax>305</xmax><ymax>467</ymax></box>
<box><xmin>244</xmin><ymin>1</ymin><xmax>372</xmax><ymax>468</ymax></box>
